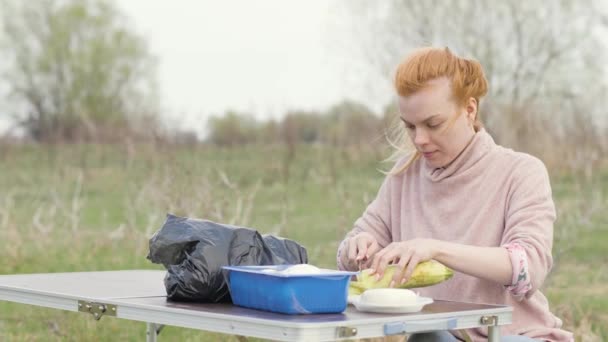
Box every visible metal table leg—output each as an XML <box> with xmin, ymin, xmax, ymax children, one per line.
<box><xmin>147</xmin><ymin>322</ymin><xmax>158</xmax><ymax>342</ymax></box>
<box><xmin>488</xmin><ymin>325</ymin><xmax>500</xmax><ymax>342</ymax></box>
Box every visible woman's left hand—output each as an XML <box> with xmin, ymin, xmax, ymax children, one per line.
<box><xmin>369</xmin><ymin>238</ymin><xmax>440</xmax><ymax>287</ymax></box>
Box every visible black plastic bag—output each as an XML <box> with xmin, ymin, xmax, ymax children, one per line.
<box><xmin>147</xmin><ymin>214</ymin><xmax>308</xmax><ymax>302</ymax></box>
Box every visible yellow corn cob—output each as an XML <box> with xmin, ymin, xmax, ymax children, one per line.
<box><xmin>349</xmin><ymin>260</ymin><xmax>454</xmax><ymax>295</ymax></box>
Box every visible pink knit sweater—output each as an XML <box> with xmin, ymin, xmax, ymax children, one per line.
<box><xmin>337</xmin><ymin>129</ymin><xmax>572</xmax><ymax>341</ymax></box>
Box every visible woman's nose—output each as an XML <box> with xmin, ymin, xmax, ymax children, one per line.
<box><xmin>413</xmin><ymin>128</ymin><xmax>429</xmax><ymax>146</ymax></box>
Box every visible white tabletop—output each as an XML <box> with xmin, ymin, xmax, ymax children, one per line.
<box><xmin>0</xmin><ymin>270</ymin><xmax>512</xmax><ymax>341</ymax></box>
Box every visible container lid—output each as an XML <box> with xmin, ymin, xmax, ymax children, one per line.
<box><xmin>222</xmin><ymin>265</ymin><xmax>358</xmax><ymax>278</ymax></box>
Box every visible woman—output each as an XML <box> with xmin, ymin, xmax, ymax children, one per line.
<box><xmin>336</xmin><ymin>47</ymin><xmax>572</xmax><ymax>341</ymax></box>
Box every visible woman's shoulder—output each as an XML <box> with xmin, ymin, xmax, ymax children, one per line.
<box><xmin>493</xmin><ymin>145</ymin><xmax>550</xmax><ymax>179</ymax></box>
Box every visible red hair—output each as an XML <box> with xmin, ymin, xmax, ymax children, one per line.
<box><xmin>395</xmin><ymin>47</ymin><xmax>488</xmax><ymax>112</ymax></box>
<box><xmin>389</xmin><ymin>47</ymin><xmax>489</xmax><ymax>174</ymax></box>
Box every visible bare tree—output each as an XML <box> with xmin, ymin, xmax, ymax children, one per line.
<box><xmin>338</xmin><ymin>0</ymin><xmax>608</xmax><ymax>157</ymax></box>
<box><xmin>207</xmin><ymin>111</ymin><xmax>259</xmax><ymax>146</ymax></box>
<box><xmin>323</xmin><ymin>100</ymin><xmax>382</xmax><ymax>150</ymax></box>
<box><xmin>0</xmin><ymin>0</ymin><xmax>158</xmax><ymax>142</ymax></box>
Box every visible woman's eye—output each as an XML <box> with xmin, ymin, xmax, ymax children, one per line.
<box><xmin>405</xmin><ymin>123</ymin><xmax>415</xmax><ymax>130</ymax></box>
<box><xmin>428</xmin><ymin>122</ymin><xmax>442</xmax><ymax>129</ymax></box>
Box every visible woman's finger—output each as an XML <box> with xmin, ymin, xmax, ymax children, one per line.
<box><xmin>371</xmin><ymin>246</ymin><xmax>397</xmax><ymax>279</ymax></box>
<box><xmin>391</xmin><ymin>250</ymin><xmax>412</xmax><ymax>287</ymax></box>
<box><xmin>401</xmin><ymin>255</ymin><xmax>420</xmax><ymax>285</ymax></box>
<box><xmin>347</xmin><ymin>237</ymin><xmax>358</xmax><ymax>263</ymax></box>
<box><xmin>356</xmin><ymin>237</ymin><xmax>370</xmax><ymax>260</ymax></box>
<box><xmin>365</xmin><ymin>240</ymin><xmax>380</xmax><ymax>260</ymax></box>
<box><xmin>368</xmin><ymin>245</ymin><xmax>388</xmax><ymax>275</ymax></box>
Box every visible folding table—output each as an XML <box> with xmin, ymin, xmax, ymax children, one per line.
<box><xmin>0</xmin><ymin>270</ymin><xmax>512</xmax><ymax>341</ymax></box>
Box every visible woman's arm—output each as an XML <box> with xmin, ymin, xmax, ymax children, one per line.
<box><xmin>433</xmin><ymin>240</ymin><xmax>512</xmax><ymax>285</ymax></box>
<box><xmin>368</xmin><ymin>238</ymin><xmax>512</xmax><ymax>286</ymax></box>
<box><xmin>370</xmin><ymin>156</ymin><xmax>555</xmax><ymax>295</ymax></box>
<box><xmin>337</xmin><ymin>172</ymin><xmax>395</xmax><ymax>270</ymax></box>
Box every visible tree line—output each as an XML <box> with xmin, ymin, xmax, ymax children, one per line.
<box><xmin>205</xmin><ymin>101</ymin><xmax>388</xmax><ymax>149</ymax></box>
<box><xmin>0</xmin><ymin>0</ymin><xmax>605</xmax><ymax>172</ymax></box>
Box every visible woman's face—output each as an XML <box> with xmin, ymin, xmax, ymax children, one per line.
<box><xmin>397</xmin><ymin>77</ymin><xmax>477</xmax><ymax>169</ymax></box>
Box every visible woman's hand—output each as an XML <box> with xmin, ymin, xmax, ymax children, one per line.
<box><xmin>369</xmin><ymin>238</ymin><xmax>439</xmax><ymax>287</ymax></box>
<box><xmin>344</xmin><ymin>232</ymin><xmax>381</xmax><ymax>270</ymax></box>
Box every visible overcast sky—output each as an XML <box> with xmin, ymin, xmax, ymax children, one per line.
<box><xmin>8</xmin><ymin>1</ymin><xmax>602</xmax><ymax>136</ymax></box>
<box><xmin>114</xmin><ymin>0</ymin><xmax>390</xmax><ymax>135</ymax></box>
<box><xmin>0</xmin><ymin>0</ymin><xmax>390</xmax><ymax>136</ymax></box>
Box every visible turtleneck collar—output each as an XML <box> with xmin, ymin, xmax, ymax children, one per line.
<box><xmin>422</xmin><ymin>128</ymin><xmax>495</xmax><ymax>182</ymax></box>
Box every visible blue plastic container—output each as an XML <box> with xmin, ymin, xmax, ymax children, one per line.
<box><xmin>223</xmin><ymin>265</ymin><xmax>358</xmax><ymax>314</ymax></box>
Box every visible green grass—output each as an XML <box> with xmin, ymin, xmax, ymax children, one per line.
<box><xmin>0</xmin><ymin>143</ymin><xmax>605</xmax><ymax>341</ymax></box>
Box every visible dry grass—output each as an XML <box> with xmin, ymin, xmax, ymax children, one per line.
<box><xmin>0</xmin><ymin>143</ymin><xmax>605</xmax><ymax>340</ymax></box>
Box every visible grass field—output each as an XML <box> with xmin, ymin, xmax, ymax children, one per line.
<box><xmin>0</xmin><ymin>143</ymin><xmax>606</xmax><ymax>341</ymax></box>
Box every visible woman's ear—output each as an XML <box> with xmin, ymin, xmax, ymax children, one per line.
<box><xmin>466</xmin><ymin>97</ymin><xmax>478</xmax><ymax>123</ymax></box>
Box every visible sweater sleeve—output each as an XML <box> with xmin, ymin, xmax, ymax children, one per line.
<box><xmin>337</xmin><ymin>173</ymin><xmax>394</xmax><ymax>270</ymax></box>
<box><xmin>503</xmin><ymin>242</ymin><xmax>532</xmax><ymax>300</ymax></box>
<box><xmin>500</xmin><ymin>156</ymin><xmax>556</xmax><ymax>299</ymax></box>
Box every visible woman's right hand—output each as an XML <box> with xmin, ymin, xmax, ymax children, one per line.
<box><xmin>344</xmin><ymin>232</ymin><xmax>380</xmax><ymax>270</ymax></box>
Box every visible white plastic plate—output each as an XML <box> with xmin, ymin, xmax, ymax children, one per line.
<box><xmin>348</xmin><ymin>295</ymin><xmax>434</xmax><ymax>313</ymax></box>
